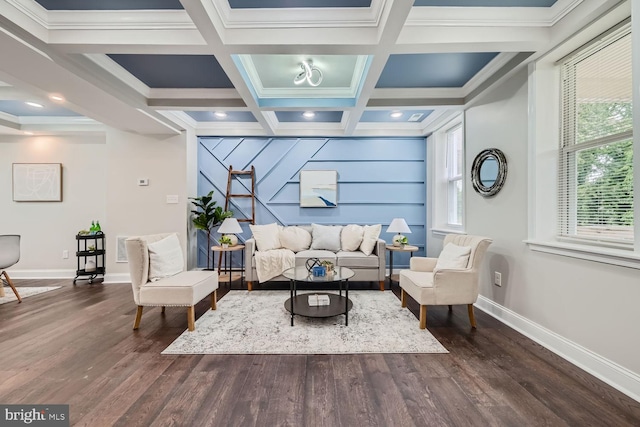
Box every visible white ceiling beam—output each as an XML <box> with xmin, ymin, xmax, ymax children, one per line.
<box><xmin>180</xmin><ymin>0</ymin><xmax>275</xmax><ymax>135</ymax></box>
<box><xmin>344</xmin><ymin>0</ymin><xmax>415</xmax><ymax>135</ymax></box>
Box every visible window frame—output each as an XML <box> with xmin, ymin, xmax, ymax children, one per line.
<box><xmin>431</xmin><ymin>114</ymin><xmax>465</xmax><ymax>234</ymax></box>
<box><xmin>558</xmin><ymin>22</ymin><xmax>633</xmax><ymax>248</ymax></box>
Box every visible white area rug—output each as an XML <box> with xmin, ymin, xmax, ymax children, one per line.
<box><xmin>162</xmin><ymin>291</ymin><xmax>448</xmax><ymax>355</ymax></box>
<box><xmin>0</xmin><ymin>286</ymin><xmax>62</xmax><ymax>304</ymax></box>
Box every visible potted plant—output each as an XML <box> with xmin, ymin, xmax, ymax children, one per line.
<box><xmin>219</xmin><ymin>235</ymin><xmax>233</xmax><ymax>248</ymax></box>
<box><xmin>190</xmin><ymin>190</ymin><xmax>233</xmax><ymax>268</ymax></box>
<box><xmin>320</xmin><ymin>260</ymin><xmax>334</xmax><ymax>272</ymax></box>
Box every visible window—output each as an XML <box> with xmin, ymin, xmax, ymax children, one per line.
<box><xmin>446</xmin><ymin>124</ymin><xmax>464</xmax><ymax>226</ymax></box>
<box><xmin>559</xmin><ymin>23</ymin><xmax>632</xmax><ymax>246</ymax></box>
<box><xmin>431</xmin><ymin>115</ymin><xmax>464</xmax><ymax>233</ymax></box>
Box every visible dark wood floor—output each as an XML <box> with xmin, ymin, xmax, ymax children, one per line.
<box><xmin>1</xmin><ymin>279</ymin><xmax>639</xmax><ymax>426</ymax></box>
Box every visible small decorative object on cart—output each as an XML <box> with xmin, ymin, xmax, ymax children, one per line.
<box><xmin>308</xmin><ymin>294</ymin><xmax>330</xmax><ymax>306</ymax></box>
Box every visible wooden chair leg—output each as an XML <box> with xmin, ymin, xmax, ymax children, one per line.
<box><xmin>448</xmin><ymin>305</ymin><xmax>453</xmax><ymax>312</ymax></box>
<box><xmin>211</xmin><ymin>289</ymin><xmax>217</xmax><ymax>310</ymax></box>
<box><xmin>187</xmin><ymin>306</ymin><xmax>195</xmax><ymax>331</ymax></box>
<box><xmin>133</xmin><ymin>306</ymin><xmax>144</xmax><ymax>330</ymax></box>
<box><xmin>419</xmin><ymin>305</ymin><xmax>427</xmax><ymax>329</ymax></box>
<box><xmin>2</xmin><ymin>271</ymin><xmax>21</xmax><ymax>303</ymax></box>
<box><xmin>379</xmin><ymin>280</ymin><xmax>385</xmax><ymax>291</ymax></box>
<box><xmin>247</xmin><ymin>281</ymin><xmax>253</xmax><ymax>291</ymax></box>
<box><xmin>401</xmin><ymin>289</ymin><xmax>407</xmax><ymax>307</ymax></box>
<box><xmin>467</xmin><ymin>304</ymin><xmax>477</xmax><ymax>328</ymax></box>
<box><xmin>0</xmin><ymin>282</ymin><xmax>5</xmax><ymax>297</ymax></box>
<box><xmin>161</xmin><ymin>306</ymin><xmax>166</xmax><ymax>314</ymax></box>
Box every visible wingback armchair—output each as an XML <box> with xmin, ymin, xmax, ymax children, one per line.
<box><xmin>399</xmin><ymin>234</ymin><xmax>492</xmax><ymax>329</ymax></box>
<box><xmin>126</xmin><ymin>233</ymin><xmax>219</xmax><ymax>332</ymax></box>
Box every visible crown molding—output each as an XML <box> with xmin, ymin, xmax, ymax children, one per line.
<box><xmin>211</xmin><ymin>0</ymin><xmax>385</xmax><ymax>29</ymax></box>
<box><xmin>46</xmin><ymin>10</ymin><xmax>195</xmax><ymax>30</ymax></box>
<box><xmin>407</xmin><ymin>0</ymin><xmax>583</xmax><ymax>28</ymax></box>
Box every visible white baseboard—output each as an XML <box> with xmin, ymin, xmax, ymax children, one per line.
<box><xmin>475</xmin><ymin>295</ymin><xmax>640</xmax><ymax>403</ymax></box>
<box><xmin>9</xmin><ymin>269</ymin><xmax>75</xmax><ymax>279</ymax></box>
<box><xmin>8</xmin><ymin>269</ymin><xmax>130</xmax><ymax>284</ymax></box>
<box><xmin>103</xmin><ymin>273</ymin><xmax>130</xmax><ymax>284</ymax></box>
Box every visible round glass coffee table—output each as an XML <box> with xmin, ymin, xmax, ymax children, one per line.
<box><xmin>282</xmin><ymin>266</ymin><xmax>355</xmax><ymax>326</ymax></box>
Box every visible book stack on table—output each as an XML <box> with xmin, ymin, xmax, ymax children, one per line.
<box><xmin>308</xmin><ymin>294</ymin><xmax>330</xmax><ymax>306</ymax></box>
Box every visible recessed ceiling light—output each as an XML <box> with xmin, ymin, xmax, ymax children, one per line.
<box><xmin>214</xmin><ymin>111</ymin><xmax>227</xmax><ymax>118</ymax></box>
<box><xmin>302</xmin><ymin>111</ymin><xmax>315</xmax><ymax>119</ymax></box>
<box><xmin>49</xmin><ymin>94</ymin><xmax>65</xmax><ymax>102</ymax></box>
<box><xmin>390</xmin><ymin>111</ymin><xmax>403</xmax><ymax>118</ymax></box>
<box><xmin>25</xmin><ymin>102</ymin><xmax>43</xmax><ymax>108</ymax></box>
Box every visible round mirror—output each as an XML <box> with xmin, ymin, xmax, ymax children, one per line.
<box><xmin>471</xmin><ymin>148</ymin><xmax>507</xmax><ymax>197</ymax></box>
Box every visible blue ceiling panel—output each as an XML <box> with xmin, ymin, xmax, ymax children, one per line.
<box><xmin>414</xmin><ymin>0</ymin><xmax>556</xmax><ymax>6</ymax></box>
<box><xmin>377</xmin><ymin>52</ymin><xmax>499</xmax><ymax>88</ymax></box>
<box><xmin>34</xmin><ymin>0</ymin><xmax>184</xmax><ymax>10</ymax></box>
<box><xmin>0</xmin><ymin>100</ymin><xmax>80</xmax><ymax>117</ymax></box>
<box><xmin>229</xmin><ymin>0</ymin><xmax>371</xmax><ymax>8</ymax></box>
<box><xmin>108</xmin><ymin>55</ymin><xmax>233</xmax><ymax>89</ymax></box>
<box><xmin>360</xmin><ymin>110</ymin><xmax>433</xmax><ymax>123</ymax></box>
<box><xmin>275</xmin><ymin>111</ymin><xmax>343</xmax><ymax>122</ymax></box>
<box><xmin>186</xmin><ymin>111</ymin><xmax>257</xmax><ymax>122</ymax></box>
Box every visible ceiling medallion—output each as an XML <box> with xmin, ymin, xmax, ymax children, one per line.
<box><xmin>293</xmin><ymin>60</ymin><xmax>323</xmax><ymax>87</ymax></box>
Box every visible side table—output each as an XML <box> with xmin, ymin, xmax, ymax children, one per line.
<box><xmin>386</xmin><ymin>244</ymin><xmax>419</xmax><ymax>287</ymax></box>
<box><xmin>211</xmin><ymin>244</ymin><xmax>245</xmax><ymax>289</ymax></box>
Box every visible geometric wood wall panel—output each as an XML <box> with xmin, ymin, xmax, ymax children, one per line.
<box><xmin>197</xmin><ymin>136</ymin><xmax>426</xmax><ymax>269</ymax></box>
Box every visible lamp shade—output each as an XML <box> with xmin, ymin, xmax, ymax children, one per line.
<box><xmin>386</xmin><ymin>218</ymin><xmax>411</xmax><ymax>234</ymax></box>
<box><xmin>217</xmin><ymin>218</ymin><xmax>243</xmax><ymax>234</ymax></box>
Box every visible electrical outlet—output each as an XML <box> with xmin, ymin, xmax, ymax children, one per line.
<box><xmin>62</xmin><ymin>250</ymin><xmax>69</xmax><ymax>259</ymax></box>
<box><xmin>494</xmin><ymin>271</ymin><xmax>502</xmax><ymax>287</ymax></box>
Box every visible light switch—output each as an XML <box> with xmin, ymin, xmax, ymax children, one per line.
<box><xmin>138</xmin><ymin>178</ymin><xmax>149</xmax><ymax>186</ymax></box>
<box><xmin>166</xmin><ymin>195</ymin><xmax>179</xmax><ymax>204</ymax></box>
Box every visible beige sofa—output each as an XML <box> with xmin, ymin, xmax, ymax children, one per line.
<box><xmin>243</xmin><ymin>224</ymin><xmax>386</xmax><ymax>291</ymax></box>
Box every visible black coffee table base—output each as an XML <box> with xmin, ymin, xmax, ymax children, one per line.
<box><xmin>285</xmin><ymin>293</ymin><xmax>353</xmax><ymax>326</ymax></box>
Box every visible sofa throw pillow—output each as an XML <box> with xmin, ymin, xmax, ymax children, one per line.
<box><xmin>341</xmin><ymin>224</ymin><xmax>364</xmax><ymax>251</ymax></box>
<box><xmin>148</xmin><ymin>233</ymin><xmax>184</xmax><ymax>282</ymax></box>
<box><xmin>249</xmin><ymin>223</ymin><xmax>282</xmax><ymax>252</ymax></box>
<box><xmin>280</xmin><ymin>226</ymin><xmax>312</xmax><ymax>252</ymax></box>
<box><xmin>434</xmin><ymin>243</ymin><xmax>472</xmax><ymax>271</ymax></box>
<box><xmin>310</xmin><ymin>224</ymin><xmax>343</xmax><ymax>252</ymax></box>
<box><xmin>359</xmin><ymin>224</ymin><xmax>382</xmax><ymax>256</ymax></box>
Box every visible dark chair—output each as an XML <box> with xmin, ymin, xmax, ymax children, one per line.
<box><xmin>0</xmin><ymin>235</ymin><xmax>22</xmax><ymax>302</ymax></box>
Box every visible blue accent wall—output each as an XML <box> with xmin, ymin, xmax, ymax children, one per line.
<box><xmin>196</xmin><ymin>137</ymin><xmax>426</xmax><ymax>271</ymax></box>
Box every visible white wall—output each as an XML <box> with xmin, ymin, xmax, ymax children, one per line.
<box><xmin>105</xmin><ymin>129</ymin><xmax>188</xmax><ymax>278</ymax></box>
<box><xmin>454</xmin><ymin>67</ymin><xmax>640</xmax><ymax>399</ymax></box>
<box><xmin>0</xmin><ymin>134</ymin><xmax>107</xmax><ymax>274</ymax></box>
<box><xmin>1</xmin><ymin>129</ymin><xmax>191</xmax><ymax>282</ymax></box>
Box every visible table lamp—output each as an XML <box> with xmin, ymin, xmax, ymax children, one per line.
<box><xmin>386</xmin><ymin>218</ymin><xmax>411</xmax><ymax>246</ymax></box>
<box><xmin>217</xmin><ymin>218</ymin><xmax>243</xmax><ymax>246</ymax></box>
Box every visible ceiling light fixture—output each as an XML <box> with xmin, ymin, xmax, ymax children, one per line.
<box><xmin>302</xmin><ymin>111</ymin><xmax>315</xmax><ymax>119</ymax></box>
<box><xmin>214</xmin><ymin>111</ymin><xmax>227</xmax><ymax>118</ymax></box>
<box><xmin>23</xmin><ymin>131</ymin><xmax>34</xmax><ymax>135</ymax></box>
<box><xmin>390</xmin><ymin>111</ymin><xmax>403</xmax><ymax>118</ymax></box>
<box><xmin>25</xmin><ymin>101</ymin><xmax>43</xmax><ymax>108</ymax></box>
<box><xmin>49</xmin><ymin>94</ymin><xmax>64</xmax><ymax>102</ymax></box>
<box><xmin>294</xmin><ymin>60</ymin><xmax>323</xmax><ymax>87</ymax></box>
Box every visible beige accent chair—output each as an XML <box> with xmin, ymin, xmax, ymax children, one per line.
<box><xmin>125</xmin><ymin>233</ymin><xmax>219</xmax><ymax>332</ymax></box>
<box><xmin>399</xmin><ymin>234</ymin><xmax>492</xmax><ymax>329</ymax></box>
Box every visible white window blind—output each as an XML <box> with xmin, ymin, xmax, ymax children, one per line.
<box><xmin>447</xmin><ymin>124</ymin><xmax>463</xmax><ymax>226</ymax></box>
<box><xmin>559</xmin><ymin>23</ymin><xmax>633</xmax><ymax>245</ymax></box>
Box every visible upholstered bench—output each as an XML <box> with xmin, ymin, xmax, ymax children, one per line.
<box><xmin>126</xmin><ymin>233</ymin><xmax>219</xmax><ymax>332</ymax></box>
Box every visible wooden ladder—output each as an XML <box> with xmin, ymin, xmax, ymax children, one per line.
<box><xmin>223</xmin><ymin>165</ymin><xmax>256</xmax><ymax>225</ymax></box>
<box><xmin>219</xmin><ymin>165</ymin><xmax>256</xmax><ymax>288</ymax></box>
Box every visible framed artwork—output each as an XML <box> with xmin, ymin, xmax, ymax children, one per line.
<box><xmin>300</xmin><ymin>170</ymin><xmax>337</xmax><ymax>207</ymax></box>
<box><xmin>12</xmin><ymin>163</ymin><xmax>63</xmax><ymax>202</ymax></box>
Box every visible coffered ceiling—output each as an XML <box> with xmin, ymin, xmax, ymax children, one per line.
<box><xmin>0</xmin><ymin>0</ymin><xmax>625</xmax><ymax>137</ymax></box>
